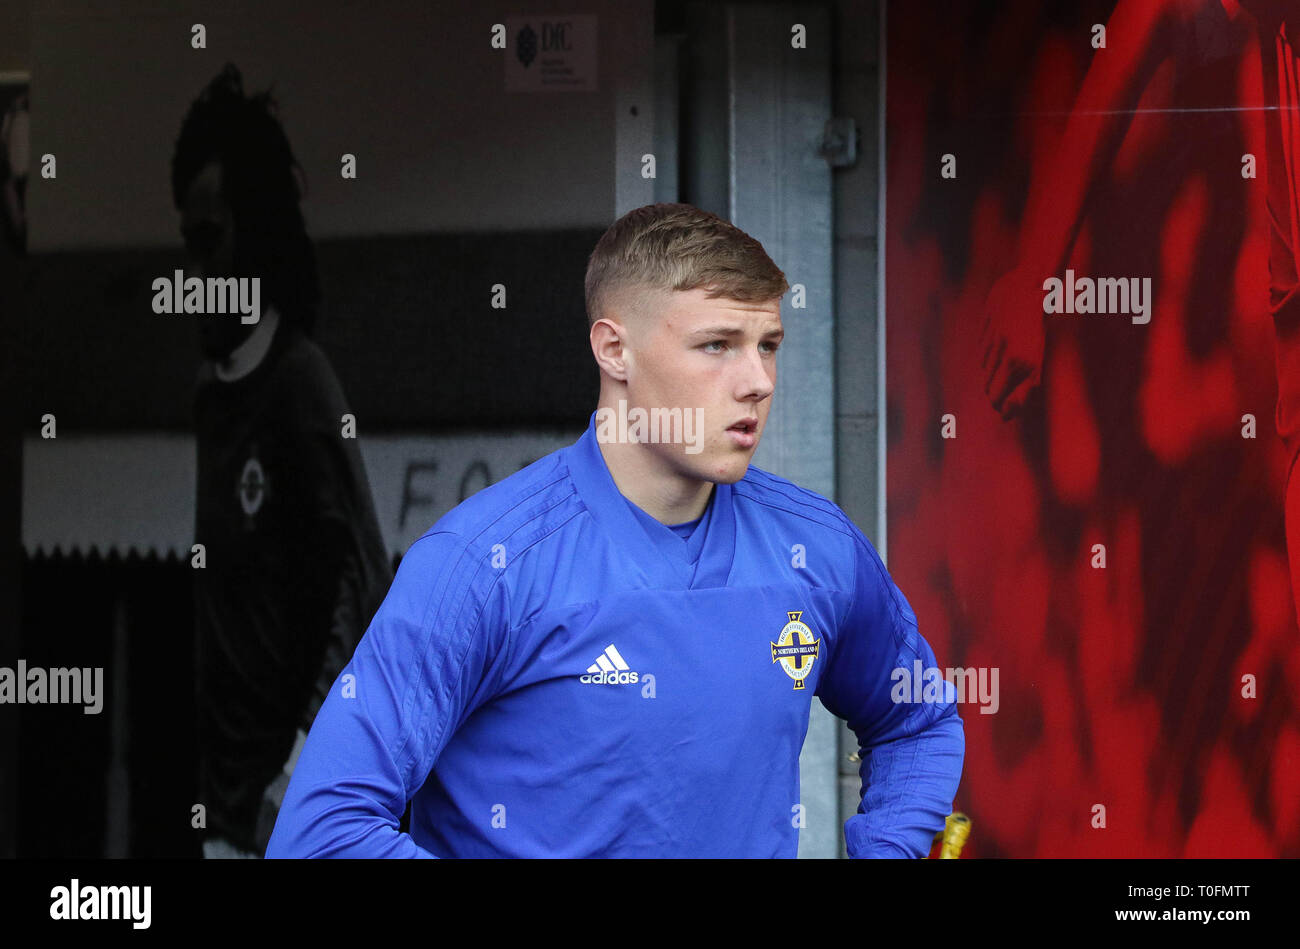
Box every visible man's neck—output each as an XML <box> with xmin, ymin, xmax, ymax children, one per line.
<box><xmin>595</xmin><ymin>402</ymin><xmax>714</xmax><ymax>525</ymax></box>
<box><xmin>214</xmin><ymin>306</ymin><xmax>281</xmax><ymax>382</ymax></box>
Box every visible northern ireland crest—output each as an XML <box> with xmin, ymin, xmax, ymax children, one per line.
<box><xmin>771</xmin><ymin>611</ymin><xmax>820</xmax><ymax>690</ymax></box>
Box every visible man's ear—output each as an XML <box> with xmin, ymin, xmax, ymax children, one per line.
<box><xmin>590</xmin><ymin>318</ymin><xmax>630</xmax><ymax>382</ymax></box>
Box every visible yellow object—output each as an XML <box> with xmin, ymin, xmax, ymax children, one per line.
<box><xmin>929</xmin><ymin>812</ymin><xmax>971</xmax><ymax>859</ymax></box>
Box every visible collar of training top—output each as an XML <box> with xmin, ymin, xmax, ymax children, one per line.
<box><xmin>566</xmin><ymin>410</ymin><xmax>739</xmax><ymax>590</ymax></box>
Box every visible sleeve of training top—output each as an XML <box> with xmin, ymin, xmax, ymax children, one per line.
<box><xmin>815</xmin><ymin>523</ymin><xmax>965</xmax><ymax>859</ymax></box>
<box><xmin>284</xmin><ymin>429</ymin><xmax>388</xmax><ymax>738</ymax></box>
<box><xmin>265</xmin><ymin>529</ymin><xmax>511</xmax><ymax>858</ymax></box>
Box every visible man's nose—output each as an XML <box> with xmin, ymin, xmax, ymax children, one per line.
<box><xmin>740</xmin><ymin>347</ymin><xmax>775</xmax><ymax>399</ymax></box>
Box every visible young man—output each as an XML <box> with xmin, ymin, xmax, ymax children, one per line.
<box><xmin>267</xmin><ymin>203</ymin><xmax>964</xmax><ymax>858</ymax></box>
<box><xmin>176</xmin><ymin>64</ymin><xmax>392</xmax><ymax>858</ymax></box>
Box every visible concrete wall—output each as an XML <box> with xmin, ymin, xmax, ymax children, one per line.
<box><xmin>831</xmin><ymin>0</ymin><xmax>884</xmax><ymax>858</ymax></box>
<box><xmin>26</xmin><ymin>0</ymin><xmax>652</xmax><ymax>251</ymax></box>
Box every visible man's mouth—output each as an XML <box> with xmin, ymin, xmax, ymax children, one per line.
<box><xmin>727</xmin><ymin>417</ymin><xmax>759</xmax><ymax>448</ymax></box>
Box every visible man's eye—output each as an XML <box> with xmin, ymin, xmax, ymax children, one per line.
<box><xmin>703</xmin><ymin>340</ymin><xmax>726</xmax><ymax>352</ymax></box>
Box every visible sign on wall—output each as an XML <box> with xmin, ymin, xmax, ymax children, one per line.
<box><xmin>21</xmin><ymin>431</ymin><xmax>581</xmax><ymax>559</ymax></box>
<box><xmin>504</xmin><ymin>15</ymin><xmax>598</xmax><ymax>92</ymax></box>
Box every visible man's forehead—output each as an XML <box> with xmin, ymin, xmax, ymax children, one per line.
<box><xmin>659</xmin><ymin>287</ymin><xmax>782</xmax><ymax>326</ymax></box>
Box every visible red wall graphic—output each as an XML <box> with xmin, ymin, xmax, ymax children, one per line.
<box><xmin>886</xmin><ymin>0</ymin><xmax>1300</xmax><ymax>857</ymax></box>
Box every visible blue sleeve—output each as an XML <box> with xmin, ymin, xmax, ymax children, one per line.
<box><xmin>266</xmin><ymin>529</ymin><xmax>509</xmax><ymax>858</ymax></box>
<box><xmin>814</xmin><ymin>524</ymin><xmax>965</xmax><ymax>859</ymax></box>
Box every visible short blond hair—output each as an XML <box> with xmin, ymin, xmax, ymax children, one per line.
<box><xmin>584</xmin><ymin>203</ymin><xmax>789</xmax><ymax>330</ymax></box>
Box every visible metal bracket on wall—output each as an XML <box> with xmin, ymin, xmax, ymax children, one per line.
<box><xmin>818</xmin><ymin>117</ymin><xmax>858</xmax><ymax>167</ymax></box>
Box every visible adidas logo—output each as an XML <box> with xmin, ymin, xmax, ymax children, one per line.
<box><xmin>579</xmin><ymin>644</ymin><xmax>641</xmax><ymax>685</ymax></box>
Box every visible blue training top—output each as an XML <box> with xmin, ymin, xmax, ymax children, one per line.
<box><xmin>267</xmin><ymin>410</ymin><xmax>964</xmax><ymax>858</ymax></box>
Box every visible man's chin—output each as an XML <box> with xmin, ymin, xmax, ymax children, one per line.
<box><xmin>199</xmin><ymin>323</ymin><xmax>255</xmax><ymax>361</ymax></box>
<box><xmin>199</xmin><ymin>341</ymin><xmax>233</xmax><ymax>361</ymax></box>
<box><xmin>699</xmin><ymin>456</ymin><xmax>752</xmax><ymax>485</ymax></box>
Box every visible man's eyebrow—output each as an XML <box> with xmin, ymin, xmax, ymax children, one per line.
<box><xmin>689</xmin><ymin>325</ymin><xmax>785</xmax><ymax>339</ymax></box>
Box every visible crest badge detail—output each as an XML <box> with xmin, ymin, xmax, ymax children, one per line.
<box><xmin>771</xmin><ymin>611</ymin><xmax>820</xmax><ymax>690</ymax></box>
<box><xmin>238</xmin><ymin>455</ymin><xmax>267</xmax><ymax>518</ymax></box>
